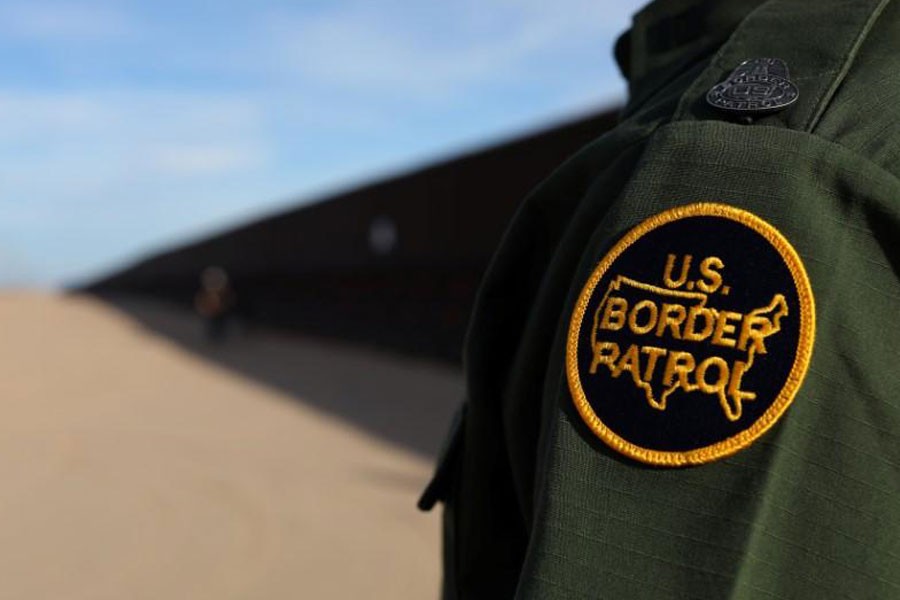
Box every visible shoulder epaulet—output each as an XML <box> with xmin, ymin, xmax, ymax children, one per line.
<box><xmin>672</xmin><ymin>0</ymin><xmax>891</xmax><ymax>132</ymax></box>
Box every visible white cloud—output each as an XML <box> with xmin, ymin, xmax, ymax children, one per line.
<box><xmin>0</xmin><ymin>92</ymin><xmax>108</xmax><ymax>136</ymax></box>
<box><xmin>0</xmin><ymin>90</ymin><xmax>268</xmax><ymax>184</ymax></box>
<box><xmin>265</xmin><ymin>1</ymin><xmax>636</xmax><ymax>97</ymax></box>
<box><xmin>148</xmin><ymin>144</ymin><xmax>266</xmax><ymax>175</ymax></box>
<box><xmin>0</xmin><ymin>2</ymin><xmax>135</xmax><ymax>42</ymax></box>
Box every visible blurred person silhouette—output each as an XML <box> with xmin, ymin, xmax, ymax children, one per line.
<box><xmin>194</xmin><ymin>266</ymin><xmax>236</xmax><ymax>342</ymax></box>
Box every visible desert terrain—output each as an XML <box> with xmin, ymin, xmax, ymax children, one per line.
<box><xmin>0</xmin><ymin>293</ymin><xmax>460</xmax><ymax>599</ymax></box>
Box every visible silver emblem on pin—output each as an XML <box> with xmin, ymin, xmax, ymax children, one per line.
<box><xmin>707</xmin><ymin>58</ymin><xmax>799</xmax><ymax>116</ymax></box>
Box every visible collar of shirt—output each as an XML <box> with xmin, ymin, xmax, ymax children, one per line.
<box><xmin>615</xmin><ymin>0</ymin><xmax>769</xmax><ymax>115</ymax></box>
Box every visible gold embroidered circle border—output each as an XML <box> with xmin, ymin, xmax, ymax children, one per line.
<box><xmin>565</xmin><ymin>202</ymin><xmax>816</xmax><ymax>467</ymax></box>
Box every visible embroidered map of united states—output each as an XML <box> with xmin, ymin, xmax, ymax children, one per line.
<box><xmin>589</xmin><ymin>276</ymin><xmax>789</xmax><ymax>422</ymax></box>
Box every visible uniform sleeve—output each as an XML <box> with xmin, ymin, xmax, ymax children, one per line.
<box><xmin>428</xmin><ymin>0</ymin><xmax>900</xmax><ymax>595</ymax></box>
<box><xmin>512</xmin><ymin>119</ymin><xmax>900</xmax><ymax>599</ymax></box>
<box><xmin>427</xmin><ymin>118</ymin><xmax>900</xmax><ymax>598</ymax></box>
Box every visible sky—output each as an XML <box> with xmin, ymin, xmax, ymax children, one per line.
<box><xmin>0</xmin><ymin>0</ymin><xmax>643</xmax><ymax>287</ymax></box>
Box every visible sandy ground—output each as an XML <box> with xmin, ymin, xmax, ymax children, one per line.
<box><xmin>0</xmin><ymin>292</ymin><xmax>461</xmax><ymax>599</ymax></box>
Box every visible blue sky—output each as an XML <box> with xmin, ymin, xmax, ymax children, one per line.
<box><xmin>0</xmin><ymin>0</ymin><xmax>642</xmax><ymax>287</ymax></box>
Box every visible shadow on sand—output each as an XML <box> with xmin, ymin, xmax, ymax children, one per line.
<box><xmin>89</xmin><ymin>293</ymin><xmax>463</xmax><ymax>460</ymax></box>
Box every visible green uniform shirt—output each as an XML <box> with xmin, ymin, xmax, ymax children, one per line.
<box><xmin>422</xmin><ymin>0</ymin><xmax>900</xmax><ymax>597</ymax></box>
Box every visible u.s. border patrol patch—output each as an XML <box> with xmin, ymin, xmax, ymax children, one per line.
<box><xmin>566</xmin><ymin>203</ymin><xmax>815</xmax><ymax>466</ymax></box>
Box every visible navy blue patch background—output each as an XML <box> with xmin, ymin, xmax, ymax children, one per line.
<box><xmin>575</xmin><ymin>215</ymin><xmax>801</xmax><ymax>452</ymax></box>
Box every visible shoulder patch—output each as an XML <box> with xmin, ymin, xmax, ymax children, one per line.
<box><xmin>566</xmin><ymin>203</ymin><xmax>815</xmax><ymax>467</ymax></box>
